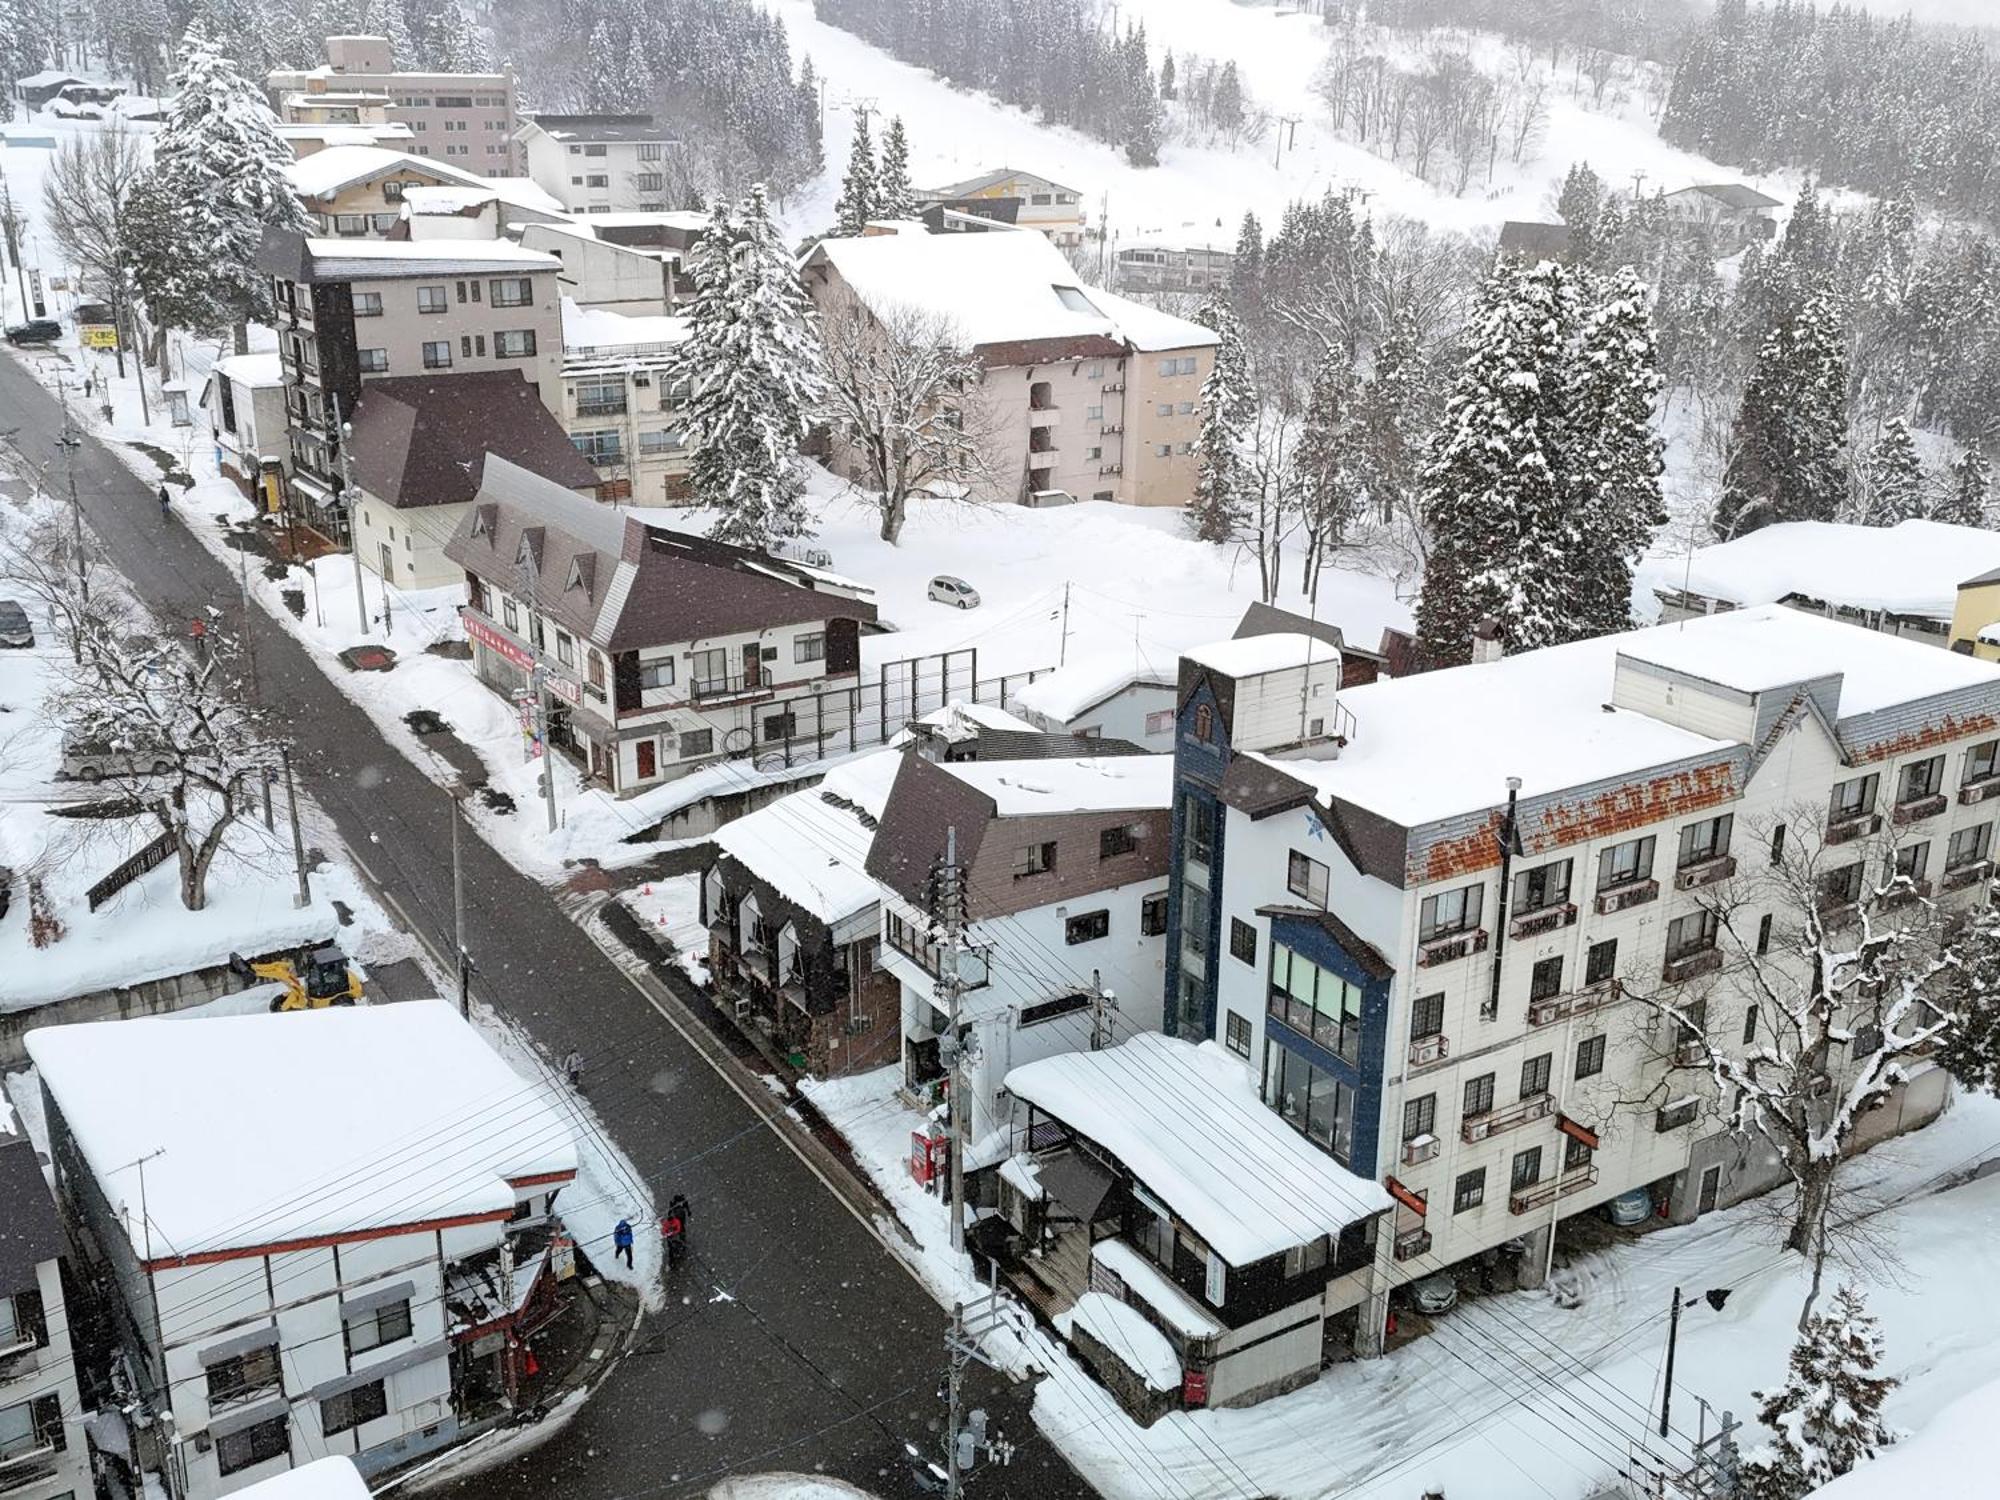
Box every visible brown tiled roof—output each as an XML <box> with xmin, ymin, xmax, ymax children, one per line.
<box><xmin>444</xmin><ymin>456</ymin><xmax>877</xmax><ymax>651</ymax></box>
<box><xmin>976</xmin><ymin>334</ymin><xmax>1130</xmax><ymax>367</ymax></box>
<box><xmin>349</xmin><ymin>370</ymin><xmax>597</xmax><ymax>510</ymax></box>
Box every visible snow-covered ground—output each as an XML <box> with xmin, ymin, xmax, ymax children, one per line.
<box><xmin>777</xmin><ymin>0</ymin><xmax>1797</xmax><ymax>253</ymax></box>
<box><xmin>808</xmin><ymin>1050</ymin><xmax>2000</xmax><ymax>1500</ymax></box>
<box><xmin>622</xmin><ymin>870</ymin><xmax>710</xmax><ymax>984</ymax></box>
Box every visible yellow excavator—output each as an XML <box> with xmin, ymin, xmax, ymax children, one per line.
<box><xmin>229</xmin><ymin>944</ymin><xmax>364</xmax><ymax>1011</ymax></box>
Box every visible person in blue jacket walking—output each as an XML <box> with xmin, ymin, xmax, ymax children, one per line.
<box><xmin>612</xmin><ymin>1218</ymin><xmax>634</xmax><ymax>1268</ymax></box>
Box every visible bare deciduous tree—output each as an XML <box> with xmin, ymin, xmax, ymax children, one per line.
<box><xmin>1625</xmin><ymin>811</ymin><xmax>1957</xmax><ymax>1326</ymax></box>
<box><xmin>816</xmin><ymin>292</ymin><xmax>999</xmax><ymax>545</ymax></box>
<box><xmin>39</xmin><ymin>127</ymin><xmax>149</xmax><ymax>375</ymax></box>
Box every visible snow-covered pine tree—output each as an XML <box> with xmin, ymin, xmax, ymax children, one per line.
<box><xmin>877</xmin><ymin>116</ymin><xmax>916</xmax><ymax>220</ymax></box>
<box><xmin>1213</xmin><ymin>59</ymin><xmax>1244</xmax><ymax>140</ymax></box>
<box><xmin>1293</xmin><ymin>349</ymin><xmax>1363</xmax><ymax>596</ymax></box>
<box><xmin>1565</xmin><ymin>264</ymin><xmax>1666</xmax><ymax>637</ymax></box>
<box><xmin>1940</xmin><ymin>902</ymin><xmax>2000</xmax><ymax>1096</ymax></box>
<box><xmin>1938</xmin><ymin>447</ymin><xmax>1993</xmax><ymax>527</ymax></box>
<box><xmin>1715</xmin><ymin>291</ymin><xmax>1850</xmax><ymax>537</ymax></box>
<box><xmin>150</xmin><ymin>23</ymin><xmax>310</xmax><ymax>352</ymax></box>
<box><xmin>1739</xmin><ymin>1283</ymin><xmax>1898</xmax><ymax>1500</ymax></box>
<box><xmin>1159</xmin><ymin>49</ymin><xmax>1176</xmax><ymax>101</ymax></box>
<box><xmin>670</xmin><ymin>186</ymin><xmax>826</xmax><ymax>548</ymax></box>
<box><xmin>798</xmin><ymin>55</ymin><xmax>824</xmax><ymax>174</ymax></box>
<box><xmin>1862</xmin><ymin>416</ymin><xmax>1928</xmax><ymax>524</ymax></box>
<box><xmin>1124</xmin><ymin>29</ymin><xmax>1162</xmax><ymax>167</ymax></box>
<box><xmin>1190</xmin><ymin>294</ymin><xmax>1253</xmax><ymax>545</ymax></box>
<box><xmin>363</xmin><ymin>0</ymin><xmax>415</xmax><ymax>67</ymax></box>
<box><xmin>1556</xmin><ymin>161</ymin><xmax>1606</xmax><ymax>268</ymax></box>
<box><xmin>1414</xmin><ymin>260</ymin><xmax>1580</xmax><ymax>666</ymax></box>
<box><xmin>833</xmin><ymin>111</ymin><xmax>878</xmax><ymax>236</ymax></box>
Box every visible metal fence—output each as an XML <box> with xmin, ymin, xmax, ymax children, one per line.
<box><xmin>748</xmin><ymin>649</ymin><xmax>1056</xmax><ymax>769</ymax></box>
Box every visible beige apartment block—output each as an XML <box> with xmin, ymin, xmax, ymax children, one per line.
<box><xmin>922</xmin><ymin>168</ymin><xmax>1087</xmax><ymax>244</ymax></box>
<box><xmin>268</xmin><ymin>34</ymin><xmax>520</xmax><ymax>172</ymax></box>
<box><xmin>801</xmin><ymin>230</ymin><xmax>1215</xmax><ymax>510</ymax></box>
<box><xmin>286</xmin><ymin>144</ymin><xmax>564</xmax><ymax>238</ymax></box>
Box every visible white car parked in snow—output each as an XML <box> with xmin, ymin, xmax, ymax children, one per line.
<box><xmin>927</xmin><ymin>575</ymin><xmax>980</xmax><ymax>609</ymax></box>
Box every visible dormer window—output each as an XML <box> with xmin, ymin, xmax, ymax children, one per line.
<box><xmin>470</xmin><ymin>507</ymin><xmax>493</xmax><ymax>538</ymax></box>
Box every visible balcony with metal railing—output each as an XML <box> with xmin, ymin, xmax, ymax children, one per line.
<box><xmin>1393</xmin><ymin>1226</ymin><xmax>1432</xmax><ymax>1262</ymax></box>
<box><xmin>1461</xmin><ymin>1092</ymin><xmax>1553</xmax><ymax>1144</ymax></box>
<box><xmin>1508</xmin><ymin>1162</ymin><xmax>1599</xmax><ymax>1216</ymax></box>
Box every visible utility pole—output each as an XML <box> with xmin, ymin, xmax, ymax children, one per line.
<box><xmin>1660</xmin><ymin>1286</ymin><xmax>1732</xmax><ymax>1440</ymax></box>
<box><xmin>939</xmin><ymin>1292</ymin><xmax>1015</xmax><ymax>1500</ymax></box>
<box><xmin>1058</xmin><ymin>581</ymin><xmax>1071</xmax><ymax>668</ymax></box>
<box><xmin>933</xmin><ymin>826</ymin><xmax>970</xmax><ymax>1252</ymax></box>
<box><xmin>55</xmin><ymin>382</ymin><xmax>87</xmax><ymax>605</ymax></box>
<box><xmin>534</xmin><ymin>666</ymin><xmax>560</xmax><ymax>834</ymax></box>
<box><xmin>1088</xmin><ymin>968</ymin><xmax>1118</xmax><ymax>1051</ymax></box>
<box><xmin>451</xmin><ymin>790</ymin><xmax>472</xmax><ymax>1017</ymax></box>
<box><xmin>331</xmin><ymin>395</ymin><xmax>368</xmax><ymax>635</ymax></box>
<box><xmin>237</xmin><ymin>539</ymin><xmax>260</xmax><ymax>699</ymax></box>
<box><xmin>282</xmin><ymin>744</ymin><xmax>311</xmax><ymax>908</ymax></box>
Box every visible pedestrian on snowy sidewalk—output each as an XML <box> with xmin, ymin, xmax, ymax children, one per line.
<box><xmin>157</xmin><ymin>484</ymin><xmax>171</xmax><ymax>519</ymax></box>
<box><xmin>661</xmin><ymin>1193</ymin><xmax>690</xmax><ymax>1268</ymax></box>
<box><xmin>562</xmin><ymin>1048</ymin><xmax>583</xmax><ymax>1089</ymax></box>
<box><xmin>612</xmin><ymin>1218</ymin><xmax>634</xmax><ymax>1268</ymax></box>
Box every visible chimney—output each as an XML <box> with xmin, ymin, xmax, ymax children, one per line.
<box><xmin>1470</xmin><ymin>616</ymin><xmax>1504</xmax><ymax>665</ymax></box>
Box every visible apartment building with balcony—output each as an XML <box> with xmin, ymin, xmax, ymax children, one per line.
<box><xmin>555</xmin><ymin>298</ymin><xmax>693</xmax><ymax>504</ymax></box>
<box><xmin>445</xmin><ymin>457</ymin><xmax>877</xmax><ymax>794</ymax></box>
<box><xmin>516</xmin><ymin>115</ymin><xmax>679</xmax><ymax>215</ymax></box>
<box><xmin>346</xmin><ymin>370</ymin><xmax>599</xmax><ymax>590</ymax></box>
<box><xmin>285</xmin><ymin>145</ymin><xmax>565</xmax><ymax>240</ymax></box>
<box><xmin>801</xmin><ymin>232</ymin><xmax>1216</xmax><ymax>510</ymax></box>
<box><xmin>1162</xmin><ymin>606</ymin><xmax>1989</xmax><ymax>1340</ymax></box>
<box><xmin>920</xmin><ymin>169</ymin><xmax>1087</xmax><ymax>245</ymax></box>
<box><xmin>0</xmin><ymin>1136</ymin><xmax>88</xmax><ymax>1500</ymax></box>
<box><xmin>864</xmin><ymin>749</ymin><xmax>1173</xmax><ymax>1147</ymax></box>
<box><xmin>257</xmin><ymin>229</ymin><xmax>563</xmax><ymax>544</ymax></box>
<box><xmin>1114</xmin><ymin>237</ymin><xmax>1236</xmax><ymax>295</ymax></box>
<box><xmin>268</xmin><ymin>35</ymin><xmax>520</xmax><ymax>171</ymax></box>
<box><xmin>26</xmin><ymin>1005</ymin><xmax>576</xmax><ymax>1499</ymax></box>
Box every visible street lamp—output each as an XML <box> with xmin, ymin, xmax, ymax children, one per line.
<box><xmin>1661</xmin><ymin>1284</ymin><xmax>1733</xmax><ymax>1437</ymax></box>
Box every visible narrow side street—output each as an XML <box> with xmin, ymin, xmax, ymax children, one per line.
<box><xmin>0</xmin><ymin>350</ymin><xmax>1089</xmax><ymax>1500</ymax></box>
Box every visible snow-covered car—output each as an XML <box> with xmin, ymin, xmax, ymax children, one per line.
<box><xmin>1605</xmin><ymin>1187</ymin><xmax>1654</xmax><ymax>1227</ymax></box>
<box><xmin>927</xmin><ymin>575</ymin><xmax>980</xmax><ymax>609</ymax></box>
<box><xmin>49</xmin><ymin>98</ymin><xmax>103</xmax><ymax>119</ymax></box>
<box><xmin>60</xmin><ymin>731</ymin><xmax>174</xmax><ymax>781</ymax></box>
<box><xmin>0</xmin><ymin>600</ymin><xmax>32</xmax><ymax>648</ymax></box>
<box><xmin>1410</xmin><ymin>1273</ymin><xmax>1458</xmax><ymax>1315</ymax></box>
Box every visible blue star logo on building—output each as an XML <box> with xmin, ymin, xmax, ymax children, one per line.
<box><xmin>1304</xmin><ymin>810</ymin><xmax>1325</xmax><ymax>841</ymax></box>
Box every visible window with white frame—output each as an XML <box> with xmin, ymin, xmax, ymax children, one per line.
<box><xmin>1677</xmin><ymin>814</ymin><xmax>1733</xmax><ymax>868</ymax></box>
<box><xmin>495</xmin><ymin>329</ymin><xmax>537</xmax><ymax>358</ymax></box>
<box><xmin>1513</xmin><ymin>857</ymin><xmax>1571</xmax><ymax>912</ymax></box>
<box><xmin>794</xmin><ymin>632</ymin><xmax>826</xmax><ymax>663</ymax></box>
<box><xmin>1967</xmin><ymin>739</ymin><xmax>2000</xmax><ymax>785</ymax></box>
<box><xmin>1900</xmin><ymin>755</ymin><xmax>1945</xmax><ymax>804</ymax></box>
<box><xmin>416</xmin><ymin>285</ymin><xmax>448</xmax><ymax>313</ymax></box>
<box><xmin>1831</xmin><ymin>773</ymin><xmax>1879</xmax><ymax>821</ymax></box>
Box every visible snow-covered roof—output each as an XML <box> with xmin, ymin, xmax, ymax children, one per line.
<box><xmin>276</xmin><ymin>121</ymin><xmax>413</xmax><ymax>144</ymax></box>
<box><xmin>911</xmin><ymin>700</ymin><xmax>1040</xmax><ymax>738</ymax></box>
<box><xmin>807</xmin><ymin>232</ymin><xmax>1215</xmax><ymax>352</ymax></box>
<box><xmin>286</xmin><ymin>146</ymin><xmax>563</xmax><ymax>217</ymax></box>
<box><xmin>1056</xmin><ymin>1292</ymin><xmax>1181</xmax><ymax>1390</ymax></box>
<box><xmin>1666</xmin><ymin>519</ymin><xmax>2000</xmax><ymax>622</ymax></box>
<box><xmin>1183</xmin><ymin>632</ymin><xmax>1338</xmax><ymax>679</ymax></box>
<box><xmin>1012</xmin><ymin>652</ymin><xmax>1175</xmax><ymax>723</ymax></box>
<box><xmin>1005</xmin><ymin>1034</ymin><xmax>1391</xmax><ymax>1265</ymax></box>
<box><xmin>1269</xmin><ymin>605</ymin><xmax>2000</xmax><ymax>830</ymax></box>
<box><xmin>936</xmin><ymin>753</ymin><xmax>1173</xmax><ymax>815</ymax></box>
<box><xmin>302</xmin><ymin>237</ymin><xmax>560</xmax><ymax>280</ymax></box>
<box><xmin>712</xmin><ymin>750</ymin><xmax>902</xmax><ymax>930</ymax></box>
<box><xmin>233</xmin><ymin>1458</ymin><xmax>372</xmax><ymax>1500</ymax></box>
<box><xmin>401</xmin><ymin>184</ymin><xmax>502</xmax><ymax>215</ymax></box>
<box><xmin>212</xmin><ymin>352</ymin><xmax>284</xmax><ymax>389</ymax></box>
<box><xmin>1620</xmin><ymin>603</ymin><xmax>1998</xmax><ymax>714</ymax></box>
<box><xmin>560</xmin><ymin>297</ymin><xmax>690</xmax><ymax>352</ymax></box>
<box><xmin>1091</xmin><ymin>1238</ymin><xmax>1224</xmax><ymax>1338</ymax></box>
<box><xmin>26</xmin><ymin>1002</ymin><xmax>576</xmax><ymax>1261</ymax></box>
<box><xmin>17</xmin><ymin>70</ymin><xmax>86</xmax><ymax>88</ymax></box>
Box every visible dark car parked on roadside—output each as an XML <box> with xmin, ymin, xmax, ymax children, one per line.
<box><xmin>4</xmin><ymin>319</ymin><xmax>60</xmax><ymax>346</ymax></box>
